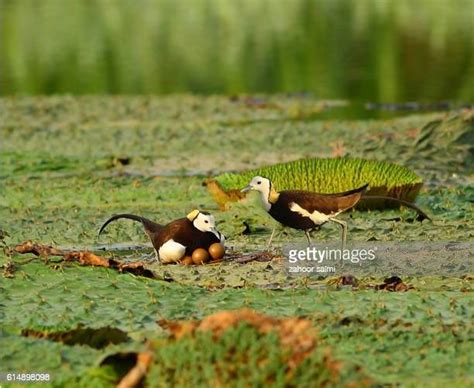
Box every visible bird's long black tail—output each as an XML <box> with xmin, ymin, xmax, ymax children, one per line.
<box><xmin>99</xmin><ymin>214</ymin><xmax>163</xmax><ymax>235</ymax></box>
<box><xmin>360</xmin><ymin>196</ymin><xmax>431</xmax><ymax>221</ymax></box>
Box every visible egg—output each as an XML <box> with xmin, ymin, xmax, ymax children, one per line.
<box><xmin>208</xmin><ymin>243</ymin><xmax>225</xmax><ymax>261</ymax></box>
<box><xmin>180</xmin><ymin>256</ymin><xmax>193</xmax><ymax>265</ymax></box>
<box><xmin>192</xmin><ymin>248</ymin><xmax>209</xmax><ymax>265</ymax></box>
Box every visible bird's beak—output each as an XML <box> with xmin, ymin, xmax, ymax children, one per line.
<box><xmin>241</xmin><ymin>185</ymin><xmax>252</xmax><ymax>193</ymax></box>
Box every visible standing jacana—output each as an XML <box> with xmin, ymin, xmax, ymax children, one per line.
<box><xmin>242</xmin><ymin>176</ymin><xmax>365</xmax><ymax>248</ymax></box>
<box><xmin>241</xmin><ymin>176</ymin><xmax>429</xmax><ymax>248</ymax></box>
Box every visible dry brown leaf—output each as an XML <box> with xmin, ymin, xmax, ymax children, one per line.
<box><xmin>117</xmin><ymin>351</ymin><xmax>153</xmax><ymax>388</ymax></box>
<box><xmin>373</xmin><ymin>276</ymin><xmax>413</xmax><ymax>291</ymax></box>
<box><xmin>13</xmin><ymin>241</ymin><xmax>64</xmax><ymax>257</ymax></box>
<box><xmin>65</xmin><ymin>251</ymin><xmax>110</xmax><ymax>267</ymax></box>
<box><xmin>328</xmin><ymin>275</ymin><xmax>359</xmax><ymax>287</ymax></box>
<box><xmin>12</xmin><ymin>241</ymin><xmax>155</xmax><ymax>278</ymax></box>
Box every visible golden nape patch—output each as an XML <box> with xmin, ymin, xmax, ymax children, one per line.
<box><xmin>269</xmin><ymin>189</ymin><xmax>280</xmax><ymax>204</ymax></box>
<box><xmin>186</xmin><ymin>209</ymin><xmax>200</xmax><ymax>221</ymax></box>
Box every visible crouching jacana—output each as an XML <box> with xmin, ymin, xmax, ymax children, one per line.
<box><xmin>241</xmin><ymin>176</ymin><xmax>429</xmax><ymax>248</ymax></box>
<box><xmin>99</xmin><ymin>210</ymin><xmax>225</xmax><ymax>263</ymax></box>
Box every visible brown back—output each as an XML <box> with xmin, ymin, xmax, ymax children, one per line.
<box><xmin>279</xmin><ymin>183</ymin><xmax>368</xmax><ymax>214</ymax></box>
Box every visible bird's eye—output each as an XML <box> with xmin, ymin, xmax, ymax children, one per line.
<box><xmin>257</xmin><ymin>181</ymin><xmax>262</xmax><ymax>185</ymax></box>
<box><xmin>204</xmin><ymin>220</ymin><xmax>209</xmax><ymax>223</ymax></box>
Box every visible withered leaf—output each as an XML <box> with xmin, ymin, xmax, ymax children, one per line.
<box><xmin>12</xmin><ymin>241</ymin><xmax>155</xmax><ymax>278</ymax></box>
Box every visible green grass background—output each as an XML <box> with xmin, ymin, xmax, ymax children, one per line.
<box><xmin>1</xmin><ymin>0</ymin><xmax>473</xmax><ymax>100</ymax></box>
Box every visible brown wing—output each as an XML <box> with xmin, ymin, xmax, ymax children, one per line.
<box><xmin>150</xmin><ymin>219</ymin><xmax>187</xmax><ymax>250</ymax></box>
<box><xmin>280</xmin><ymin>184</ymin><xmax>368</xmax><ymax>214</ymax></box>
<box><xmin>316</xmin><ymin>184</ymin><xmax>369</xmax><ymax>198</ymax></box>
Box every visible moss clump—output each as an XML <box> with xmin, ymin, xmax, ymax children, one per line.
<box><xmin>206</xmin><ymin>157</ymin><xmax>423</xmax><ymax>209</ymax></box>
<box><xmin>146</xmin><ymin>322</ymin><xmax>370</xmax><ymax>386</ymax></box>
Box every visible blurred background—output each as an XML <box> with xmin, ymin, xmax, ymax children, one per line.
<box><xmin>0</xmin><ymin>0</ymin><xmax>473</xmax><ymax>101</ymax></box>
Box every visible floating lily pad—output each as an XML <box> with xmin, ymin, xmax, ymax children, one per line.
<box><xmin>206</xmin><ymin>157</ymin><xmax>423</xmax><ymax>209</ymax></box>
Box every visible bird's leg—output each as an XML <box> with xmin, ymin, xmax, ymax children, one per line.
<box><xmin>330</xmin><ymin>218</ymin><xmax>347</xmax><ymax>251</ymax></box>
<box><xmin>266</xmin><ymin>226</ymin><xmax>277</xmax><ymax>250</ymax></box>
<box><xmin>304</xmin><ymin>230</ymin><xmax>312</xmax><ymax>246</ymax></box>
<box><xmin>309</xmin><ymin>225</ymin><xmax>321</xmax><ymax>238</ymax></box>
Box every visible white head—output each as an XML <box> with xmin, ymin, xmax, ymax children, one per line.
<box><xmin>241</xmin><ymin>176</ymin><xmax>273</xmax><ymax>211</ymax></box>
<box><xmin>187</xmin><ymin>210</ymin><xmax>217</xmax><ymax>233</ymax></box>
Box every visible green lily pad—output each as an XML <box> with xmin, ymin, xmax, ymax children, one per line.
<box><xmin>206</xmin><ymin>157</ymin><xmax>423</xmax><ymax>209</ymax></box>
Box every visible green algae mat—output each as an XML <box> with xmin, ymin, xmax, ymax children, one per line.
<box><xmin>1</xmin><ymin>96</ymin><xmax>473</xmax><ymax>387</ymax></box>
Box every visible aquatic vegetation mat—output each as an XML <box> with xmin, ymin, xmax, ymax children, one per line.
<box><xmin>1</xmin><ymin>256</ymin><xmax>473</xmax><ymax>386</ymax></box>
<box><xmin>408</xmin><ymin>113</ymin><xmax>474</xmax><ymax>172</ymax></box>
<box><xmin>0</xmin><ymin>97</ymin><xmax>473</xmax><ymax>386</ymax></box>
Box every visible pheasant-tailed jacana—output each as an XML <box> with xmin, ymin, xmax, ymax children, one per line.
<box><xmin>99</xmin><ymin>210</ymin><xmax>225</xmax><ymax>263</ymax></box>
<box><xmin>241</xmin><ymin>176</ymin><xmax>429</xmax><ymax>248</ymax></box>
